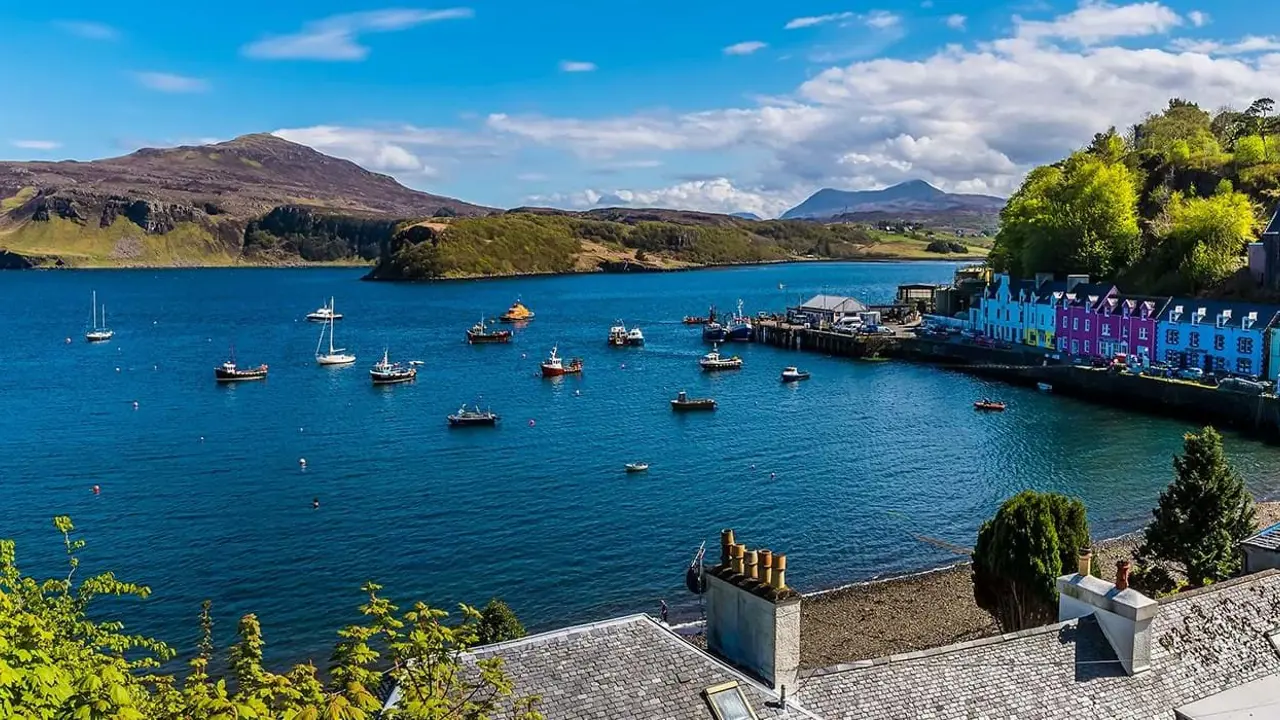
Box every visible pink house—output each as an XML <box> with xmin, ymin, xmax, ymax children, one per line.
<box><xmin>1055</xmin><ymin>283</ymin><xmax>1117</xmax><ymax>358</ymax></box>
<box><xmin>1056</xmin><ymin>286</ymin><xmax>1171</xmax><ymax>361</ymax></box>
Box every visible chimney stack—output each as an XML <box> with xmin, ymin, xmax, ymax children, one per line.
<box><xmin>1078</xmin><ymin>548</ymin><xmax>1092</xmax><ymax>577</ymax></box>
<box><xmin>758</xmin><ymin>550</ymin><xmax>773</xmax><ymax>586</ymax></box>
<box><xmin>1057</xmin><ymin>557</ymin><xmax>1156</xmax><ymax>675</ymax></box>
<box><xmin>1115</xmin><ymin>560</ymin><xmax>1131</xmax><ymax>591</ymax></box>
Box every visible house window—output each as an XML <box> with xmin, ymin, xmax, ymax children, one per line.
<box><xmin>1166</xmin><ymin>329</ymin><xmax>1179</xmax><ymax>345</ymax></box>
<box><xmin>1190</xmin><ymin>332</ymin><xmax>1200</xmax><ymax>348</ymax></box>
<box><xmin>1073</xmin><ymin>317</ymin><xmax>1079</xmax><ymax>331</ymax></box>
<box><xmin>1122</xmin><ymin>325</ymin><xmax>1129</xmax><ymax>338</ymax></box>
<box><xmin>1072</xmin><ymin>340</ymin><xmax>1079</xmax><ymax>354</ymax></box>
<box><xmin>1214</xmin><ymin>335</ymin><xmax>1225</xmax><ymax>352</ymax></box>
<box><xmin>1085</xmin><ymin>319</ymin><xmax>1091</xmax><ymax>332</ymax></box>
<box><xmin>1139</xmin><ymin>327</ymin><xmax>1149</xmax><ymax>341</ymax></box>
<box><xmin>1239</xmin><ymin>358</ymin><xmax>1254</xmax><ymax>374</ymax></box>
<box><xmin>1101</xmin><ymin>324</ymin><xmax>1111</xmax><ymax>337</ymax></box>
<box><xmin>1061</xmin><ymin>315</ymin><xmax>1068</xmax><ymax>328</ymax></box>
<box><xmin>1240</xmin><ymin>337</ymin><xmax>1254</xmax><ymax>354</ymax></box>
<box><xmin>1215</xmin><ymin>356</ymin><xmax>1226</xmax><ymax>371</ymax></box>
<box><xmin>705</xmin><ymin>682</ymin><xmax>757</xmax><ymax>720</ymax></box>
<box><xmin>1085</xmin><ymin>340</ymin><xmax>1091</xmax><ymax>354</ymax></box>
<box><xmin>1059</xmin><ymin>338</ymin><xmax>1067</xmax><ymax>351</ymax></box>
<box><xmin>1165</xmin><ymin>349</ymin><xmax>1180</xmax><ymax>364</ymax></box>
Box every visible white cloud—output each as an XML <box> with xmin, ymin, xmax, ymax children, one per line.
<box><xmin>785</xmin><ymin>12</ymin><xmax>854</xmax><ymax>30</ymax></box>
<box><xmin>724</xmin><ymin>41</ymin><xmax>768</xmax><ymax>56</ymax></box>
<box><xmin>273</xmin><ymin>124</ymin><xmax>493</xmax><ymax>176</ymax></box>
<box><xmin>559</xmin><ymin>60</ymin><xmax>597</xmax><ymax>72</ymax></box>
<box><xmin>516</xmin><ymin>172</ymin><xmax>549</xmax><ymax>182</ymax></box>
<box><xmin>242</xmin><ymin>8</ymin><xmax>472</xmax><ymax>61</ymax></box>
<box><xmin>11</xmin><ymin>140</ymin><xmax>62</xmax><ymax>150</ymax></box>
<box><xmin>135</xmin><ymin>72</ymin><xmax>209</xmax><ymax>93</ymax></box>
<box><xmin>946</xmin><ymin>14</ymin><xmax>967</xmax><ymax>30</ymax></box>
<box><xmin>863</xmin><ymin>10</ymin><xmax>901</xmax><ymax>30</ymax></box>
<box><xmin>528</xmin><ymin>178</ymin><xmax>804</xmax><ymax>218</ymax></box>
<box><xmin>1013</xmin><ymin>1</ymin><xmax>1182</xmax><ymax>45</ymax></box>
<box><xmin>1172</xmin><ymin>35</ymin><xmax>1280</xmax><ymax>55</ymax></box>
<box><xmin>55</xmin><ymin>21</ymin><xmax>118</xmax><ymax>40</ymax></box>
<box><xmin>1187</xmin><ymin>10</ymin><xmax>1208</xmax><ymax>27</ymax></box>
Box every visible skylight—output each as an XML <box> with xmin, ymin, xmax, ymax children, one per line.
<box><xmin>705</xmin><ymin>681</ymin><xmax>758</xmax><ymax>720</ymax></box>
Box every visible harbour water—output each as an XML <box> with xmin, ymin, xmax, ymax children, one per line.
<box><xmin>4</xmin><ymin>261</ymin><xmax>1280</xmax><ymax>666</ymax></box>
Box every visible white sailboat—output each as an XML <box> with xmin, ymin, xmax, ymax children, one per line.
<box><xmin>315</xmin><ymin>297</ymin><xmax>356</xmax><ymax>366</ymax></box>
<box><xmin>85</xmin><ymin>291</ymin><xmax>113</xmax><ymax>342</ymax></box>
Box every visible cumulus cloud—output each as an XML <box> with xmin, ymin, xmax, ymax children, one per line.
<box><xmin>863</xmin><ymin>10</ymin><xmax>901</xmax><ymax>30</ymax></box>
<box><xmin>528</xmin><ymin>178</ymin><xmax>804</xmax><ymax>218</ymax></box>
<box><xmin>242</xmin><ymin>8</ymin><xmax>472</xmax><ymax>61</ymax></box>
<box><xmin>724</xmin><ymin>41</ymin><xmax>768</xmax><ymax>56</ymax></box>
<box><xmin>135</xmin><ymin>72</ymin><xmax>209</xmax><ymax>93</ymax></box>
<box><xmin>1187</xmin><ymin>10</ymin><xmax>1208</xmax><ymax>27</ymax></box>
<box><xmin>273</xmin><ymin>124</ymin><xmax>494</xmax><ymax>176</ymax></box>
<box><xmin>55</xmin><ymin>21</ymin><xmax>118</xmax><ymax>40</ymax></box>
<box><xmin>11</xmin><ymin>140</ymin><xmax>62</xmax><ymax>150</ymax></box>
<box><xmin>785</xmin><ymin>12</ymin><xmax>855</xmax><ymax>30</ymax></box>
<box><xmin>946</xmin><ymin>14</ymin><xmax>967</xmax><ymax>30</ymax></box>
<box><xmin>1013</xmin><ymin>1</ymin><xmax>1183</xmax><ymax>45</ymax></box>
<box><xmin>559</xmin><ymin>60</ymin><xmax>597</xmax><ymax>72</ymax></box>
<box><xmin>1172</xmin><ymin>35</ymin><xmax>1280</xmax><ymax>55</ymax></box>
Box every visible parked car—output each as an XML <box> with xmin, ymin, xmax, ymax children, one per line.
<box><xmin>1219</xmin><ymin>376</ymin><xmax>1266</xmax><ymax>395</ymax></box>
<box><xmin>1176</xmin><ymin>367</ymin><xmax>1205</xmax><ymax>380</ymax></box>
<box><xmin>1090</xmin><ymin>357</ymin><xmax>1110</xmax><ymax>368</ymax></box>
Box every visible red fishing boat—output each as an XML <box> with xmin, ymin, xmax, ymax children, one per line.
<box><xmin>974</xmin><ymin>399</ymin><xmax>1006</xmax><ymax>411</ymax></box>
<box><xmin>540</xmin><ymin>345</ymin><xmax>583</xmax><ymax>377</ymax></box>
<box><xmin>683</xmin><ymin>305</ymin><xmax>718</xmax><ymax>325</ymax></box>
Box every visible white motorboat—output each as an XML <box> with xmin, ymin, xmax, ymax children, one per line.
<box><xmin>699</xmin><ymin>343</ymin><xmax>743</xmax><ymax>371</ymax></box>
<box><xmin>370</xmin><ymin>349</ymin><xmax>416</xmax><ymax>384</ymax></box>
<box><xmin>306</xmin><ymin>299</ymin><xmax>343</xmax><ymax>322</ymax></box>
<box><xmin>608</xmin><ymin>322</ymin><xmax>627</xmax><ymax>346</ymax></box>
<box><xmin>626</xmin><ymin>327</ymin><xmax>645</xmax><ymax>346</ymax></box>
<box><xmin>781</xmin><ymin>366</ymin><xmax>811</xmax><ymax>382</ymax></box>
<box><xmin>85</xmin><ymin>291</ymin><xmax>113</xmax><ymax>342</ymax></box>
<box><xmin>625</xmin><ymin>462</ymin><xmax>650</xmax><ymax>473</ymax></box>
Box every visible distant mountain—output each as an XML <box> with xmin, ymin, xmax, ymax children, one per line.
<box><xmin>730</xmin><ymin>212</ymin><xmax>762</xmax><ymax>221</ymax></box>
<box><xmin>0</xmin><ymin>133</ymin><xmax>491</xmax><ymax>267</ymax></box>
<box><xmin>781</xmin><ymin>180</ymin><xmax>1004</xmax><ymax>227</ymax></box>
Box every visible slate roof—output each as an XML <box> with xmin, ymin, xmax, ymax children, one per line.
<box><xmin>1160</xmin><ymin>299</ymin><xmax>1280</xmax><ymax>331</ymax></box>
<box><xmin>1034</xmin><ymin>280</ymin><xmax>1069</xmax><ymax>304</ymax></box>
<box><xmin>1063</xmin><ymin>283</ymin><xmax>1116</xmax><ymax>309</ymax></box>
<box><xmin>798</xmin><ymin>570</ymin><xmax>1280</xmax><ymax>720</ymax></box>
<box><xmin>1243</xmin><ymin>522</ymin><xmax>1280</xmax><ymax>552</ymax></box>
<box><xmin>459</xmin><ymin>615</ymin><xmax>819</xmax><ymax>720</ymax></box>
<box><xmin>799</xmin><ymin>295</ymin><xmax>868</xmax><ymax>314</ymax></box>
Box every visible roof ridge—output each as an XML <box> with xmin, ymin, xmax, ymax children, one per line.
<box><xmin>1156</xmin><ymin>568</ymin><xmax>1280</xmax><ymax>605</ymax></box>
<box><xmin>468</xmin><ymin>613</ymin><xmax>651</xmax><ymax>654</ymax></box>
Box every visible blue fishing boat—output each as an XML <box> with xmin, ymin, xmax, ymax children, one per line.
<box><xmin>702</xmin><ymin>321</ymin><xmax>728</xmax><ymax>342</ymax></box>
<box><xmin>725</xmin><ymin>299</ymin><xmax>754</xmax><ymax>342</ymax></box>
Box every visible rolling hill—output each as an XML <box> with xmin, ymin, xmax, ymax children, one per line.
<box><xmin>781</xmin><ymin>180</ymin><xmax>1004</xmax><ymax>228</ymax></box>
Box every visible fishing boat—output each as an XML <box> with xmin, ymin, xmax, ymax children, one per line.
<box><xmin>370</xmin><ymin>349</ymin><xmax>417</xmax><ymax>385</ymax></box>
<box><xmin>608</xmin><ymin>322</ymin><xmax>628</xmax><ymax>346</ymax></box>
<box><xmin>671</xmin><ymin>390</ymin><xmax>717</xmax><ymax>411</ymax></box>
<box><xmin>974</xmin><ymin>399</ymin><xmax>1006</xmax><ymax>411</ymax></box>
<box><xmin>215</xmin><ymin>349</ymin><xmax>268</xmax><ymax>382</ymax></box>
<box><xmin>467</xmin><ymin>318</ymin><xmax>512</xmax><ymax>344</ymax></box>
<box><xmin>725</xmin><ymin>299</ymin><xmax>754</xmax><ymax>341</ymax></box>
<box><xmin>448</xmin><ymin>404</ymin><xmax>499</xmax><ymax>426</ymax></box>
<box><xmin>306</xmin><ymin>299</ymin><xmax>342</xmax><ymax>322</ymax></box>
<box><xmin>540</xmin><ymin>345</ymin><xmax>583</xmax><ymax>377</ymax></box>
<box><xmin>315</xmin><ymin>297</ymin><xmax>356</xmax><ymax>366</ymax></box>
<box><xmin>702</xmin><ymin>321</ymin><xmax>728</xmax><ymax>342</ymax></box>
<box><xmin>625</xmin><ymin>462</ymin><xmax>650</xmax><ymax>473</ymax></box>
<box><xmin>699</xmin><ymin>343</ymin><xmax>743</xmax><ymax>371</ymax></box>
<box><xmin>781</xmin><ymin>366</ymin><xmax>811</xmax><ymax>382</ymax></box>
<box><xmin>626</xmin><ymin>327</ymin><xmax>645</xmax><ymax>346</ymax></box>
<box><xmin>683</xmin><ymin>305</ymin><xmax>718</xmax><ymax>325</ymax></box>
<box><xmin>85</xmin><ymin>291</ymin><xmax>113</xmax><ymax>342</ymax></box>
<box><xmin>499</xmin><ymin>299</ymin><xmax>535</xmax><ymax>323</ymax></box>
<box><xmin>1037</xmin><ymin>382</ymin><xmax>1053</xmax><ymax>393</ymax></box>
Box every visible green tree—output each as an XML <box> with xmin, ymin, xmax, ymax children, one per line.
<box><xmin>1139</xmin><ymin>427</ymin><xmax>1258</xmax><ymax>586</ymax></box>
<box><xmin>0</xmin><ymin>518</ymin><xmax>543</xmax><ymax>720</ymax></box>
<box><xmin>972</xmin><ymin>491</ymin><xmax>1091</xmax><ymax>632</ymax></box>
<box><xmin>1234</xmin><ymin>135</ymin><xmax>1267</xmax><ymax>167</ymax></box>
<box><xmin>1160</xmin><ymin>190</ymin><xmax>1257</xmax><ymax>290</ymax></box>
<box><xmin>476</xmin><ymin>599</ymin><xmax>527</xmax><ymax>646</ymax></box>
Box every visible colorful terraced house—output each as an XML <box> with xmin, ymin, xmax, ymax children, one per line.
<box><xmin>1156</xmin><ymin>301</ymin><xmax>1280</xmax><ymax>378</ymax></box>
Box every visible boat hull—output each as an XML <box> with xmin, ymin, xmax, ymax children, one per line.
<box><xmin>85</xmin><ymin>332</ymin><xmax>113</xmax><ymax>343</ymax></box>
<box><xmin>306</xmin><ymin>314</ymin><xmax>342</xmax><ymax>322</ymax></box>
<box><xmin>468</xmin><ymin>332</ymin><xmax>512</xmax><ymax>344</ymax></box>
<box><xmin>781</xmin><ymin>373</ymin><xmax>810</xmax><ymax>382</ymax></box>
<box><xmin>317</xmin><ymin>355</ymin><xmax>357</xmax><ymax>366</ymax></box>
<box><xmin>541</xmin><ymin>364</ymin><xmax>582</xmax><ymax>377</ymax></box>
<box><xmin>725</xmin><ymin>325</ymin><xmax>754</xmax><ymax>342</ymax></box>
<box><xmin>702</xmin><ymin>327</ymin><xmax>728</xmax><ymax>342</ymax></box>
<box><xmin>371</xmin><ymin>371</ymin><xmax>416</xmax><ymax>385</ymax></box>
<box><xmin>215</xmin><ymin>367</ymin><xmax>268</xmax><ymax>382</ymax></box>
<box><xmin>672</xmin><ymin>400</ymin><xmax>717</xmax><ymax>411</ymax></box>
<box><xmin>448</xmin><ymin>416</ymin><xmax>498</xmax><ymax>426</ymax></box>
<box><xmin>700</xmin><ymin>361</ymin><xmax>742</xmax><ymax>371</ymax></box>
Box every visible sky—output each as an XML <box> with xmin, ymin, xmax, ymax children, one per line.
<box><xmin>0</xmin><ymin>1</ymin><xmax>1274</xmax><ymax>217</ymax></box>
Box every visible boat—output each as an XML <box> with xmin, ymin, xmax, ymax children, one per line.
<box><xmin>699</xmin><ymin>343</ymin><xmax>743</xmax><ymax>371</ymax></box>
<box><xmin>467</xmin><ymin>318</ymin><xmax>512</xmax><ymax>344</ymax></box>
<box><xmin>781</xmin><ymin>367</ymin><xmax>811</xmax><ymax>382</ymax></box>
<box><xmin>608</xmin><ymin>322</ymin><xmax>628</xmax><ymax>347</ymax></box>
<box><xmin>1037</xmin><ymin>382</ymin><xmax>1053</xmax><ymax>393</ymax></box>
<box><xmin>306</xmin><ymin>299</ymin><xmax>342</xmax><ymax>322</ymax></box>
<box><xmin>215</xmin><ymin>349</ymin><xmax>268</xmax><ymax>382</ymax></box>
<box><xmin>974</xmin><ymin>399</ymin><xmax>1006</xmax><ymax>411</ymax></box>
<box><xmin>725</xmin><ymin>299</ymin><xmax>754</xmax><ymax>342</ymax></box>
<box><xmin>671</xmin><ymin>390</ymin><xmax>717</xmax><ymax>411</ymax></box>
<box><xmin>684</xmin><ymin>305</ymin><xmax>718</xmax><ymax>325</ymax></box>
<box><xmin>370</xmin><ymin>349</ymin><xmax>417</xmax><ymax>385</ymax></box>
<box><xmin>626</xmin><ymin>327</ymin><xmax>645</xmax><ymax>346</ymax></box>
<box><xmin>685</xmin><ymin>542</ymin><xmax>707</xmax><ymax>594</ymax></box>
<box><xmin>85</xmin><ymin>291</ymin><xmax>113</xmax><ymax>342</ymax></box>
<box><xmin>315</xmin><ymin>297</ymin><xmax>356</xmax><ymax>366</ymax></box>
<box><xmin>448</xmin><ymin>404</ymin><xmax>499</xmax><ymax>426</ymax></box>
<box><xmin>625</xmin><ymin>462</ymin><xmax>649</xmax><ymax>473</ymax></box>
<box><xmin>499</xmin><ymin>299</ymin><xmax>535</xmax><ymax>323</ymax></box>
<box><xmin>702</xmin><ymin>321</ymin><xmax>728</xmax><ymax>342</ymax></box>
<box><xmin>540</xmin><ymin>345</ymin><xmax>583</xmax><ymax>377</ymax></box>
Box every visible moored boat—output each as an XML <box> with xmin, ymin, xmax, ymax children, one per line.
<box><xmin>85</xmin><ymin>291</ymin><xmax>114</xmax><ymax>342</ymax></box>
<box><xmin>215</xmin><ymin>349</ymin><xmax>268</xmax><ymax>382</ymax></box>
<box><xmin>499</xmin><ymin>299</ymin><xmax>535</xmax><ymax>323</ymax></box>
<box><xmin>702</xmin><ymin>322</ymin><xmax>728</xmax><ymax>342</ymax></box>
<box><xmin>306</xmin><ymin>299</ymin><xmax>342</xmax><ymax>322</ymax></box>
<box><xmin>448</xmin><ymin>404</ymin><xmax>499</xmax><ymax>426</ymax></box>
<box><xmin>974</xmin><ymin>399</ymin><xmax>1006</xmax><ymax>411</ymax></box>
<box><xmin>540</xmin><ymin>345</ymin><xmax>583</xmax><ymax>377</ymax></box>
<box><xmin>725</xmin><ymin>299</ymin><xmax>754</xmax><ymax>341</ymax></box>
<box><xmin>315</xmin><ymin>297</ymin><xmax>356</xmax><ymax>366</ymax></box>
<box><xmin>370</xmin><ymin>349</ymin><xmax>417</xmax><ymax>385</ymax></box>
<box><xmin>671</xmin><ymin>390</ymin><xmax>717</xmax><ymax>411</ymax></box>
<box><xmin>625</xmin><ymin>462</ymin><xmax>650</xmax><ymax>473</ymax></box>
<box><xmin>683</xmin><ymin>305</ymin><xmax>718</xmax><ymax>325</ymax></box>
<box><xmin>699</xmin><ymin>343</ymin><xmax>743</xmax><ymax>371</ymax></box>
<box><xmin>1037</xmin><ymin>382</ymin><xmax>1053</xmax><ymax>393</ymax></box>
<box><xmin>626</xmin><ymin>327</ymin><xmax>645</xmax><ymax>346</ymax></box>
<box><xmin>608</xmin><ymin>322</ymin><xmax>627</xmax><ymax>346</ymax></box>
<box><xmin>781</xmin><ymin>366</ymin><xmax>810</xmax><ymax>382</ymax></box>
<box><xmin>467</xmin><ymin>318</ymin><xmax>512</xmax><ymax>344</ymax></box>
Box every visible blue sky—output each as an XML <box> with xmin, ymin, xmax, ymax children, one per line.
<box><xmin>0</xmin><ymin>1</ymin><xmax>1271</xmax><ymax>216</ymax></box>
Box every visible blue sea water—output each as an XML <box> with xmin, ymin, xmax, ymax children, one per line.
<box><xmin>3</xmin><ymin>261</ymin><xmax>1280</xmax><ymax>667</ymax></box>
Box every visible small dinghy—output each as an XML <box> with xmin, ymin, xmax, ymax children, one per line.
<box><xmin>974</xmin><ymin>399</ymin><xmax>1006</xmax><ymax>411</ymax></box>
<box><xmin>625</xmin><ymin>462</ymin><xmax>649</xmax><ymax>473</ymax></box>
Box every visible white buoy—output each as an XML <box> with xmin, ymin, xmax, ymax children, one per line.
<box><xmin>115</xmin><ymin>367</ymin><xmax>121</xmax><ymax>373</ymax></box>
<box><xmin>199</xmin><ymin>436</ymin><xmax>204</xmax><ymax>443</ymax></box>
<box><xmin>299</xmin><ymin>458</ymin><xmax>307</xmax><ymax>468</ymax></box>
<box><xmin>132</xmin><ymin>401</ymin><xmax>139</xmax><ymax>410</ymax></box>
<box><xmin>65</xmin><ymin>337</ymin><xmax>71</xmax><ymax>344</ymax></box>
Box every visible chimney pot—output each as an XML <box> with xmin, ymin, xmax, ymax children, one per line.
<box><xmin>720</xmin><ymin>529</ymin><xmax>735</xmax><ymax>567</ymax></box>
<box><xmin>731</xmin><ymin>544</ymin><xmax>746</xmax><ymax>575</ymax></box>
<box><xmin>1116</xmin><ymin>560</ymin><xmax>1131</xmax><ymax>591</ymax></box>
<box><xmin>1078</xmin><ymin>548</ymin><xmax>1092</xmax><ymax>577</ymax></box>
<box><xmin>772</xmin><ymin>554</ymin><xmax>787</xmax><ymax>589</ymax></box>
<box><xmin>745</xmin><ymin>550</ymin><xmax>759</xmax><ymax>581</ymax></box>
<box><xmin>758</xmin><ymin>549</ymin><xmax>773</xmax><ymax>586</ymax></box>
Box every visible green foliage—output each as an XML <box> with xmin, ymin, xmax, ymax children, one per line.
<box><xmin>972</xmin><ymin>491</ymin><xmax>1091</xmax><ymax>632</ymax></box>
<box><xmin>0</xmin><ymin>518</ymin><xmax>542</xmax><ymax>720</ymax></box>
<box><xmin>925</xmin><ymin>240</ymin><xmax>969</xmax><ymax>254</ymax></box>
<box><xmin>244</xmin><ymin>206</ymin><xmax>395</xmax><ymax>261</ymax></box>
<box><xmin>1233</xmin><ymin>135</ymin><xmax>1267</xmax><ymax>167</ymax></box>
<box><xmin>476</xmin><ymin>599</ymin><xmax>526</xmax><ymax>646</ymax></box>
<box><xmin>1159</xmin><ymin>190</ymin><xmax>1257</xmax><ymax>290</ymax></box>
<box><xmin>991</xmin><ymin>152</ymin><xmax>1141</xmax><ymax>278</ymax></box>
<box><xmin>1139</xmin><ymin>426</ymin><xmax>1258</xmax><ymax>586</ymax></box>
<box><xmin>1136</xmin><ymin>100</ymin><xmax>1227</xmax><ymax>169</ymax></box>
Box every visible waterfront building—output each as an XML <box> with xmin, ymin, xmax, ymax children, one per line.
<box><xmin>975</xmin><ymin>273</ymin><xmax>1037</xmax><ymax>343</ymax></box>
<box><xmin>1156</xmin><ymin>300</ymin><xmax>1280</xmax><ymax>377</ymax></box>
<box><xmin>1026</xmin><ymin>277</ymin><xmax>1068</xmax><ymax>348</ymax></box>
<box><xmin>1092</xmin><ymin>294</ymin><xmax>1171</xmax><ymax>361</ymax></box>
<box><xmin>384</xmin><ymin>530</ymin><xmax>1280</xmax><ymax>719</ymax></box>
<box><xmin>1054</xmin><ymin>282</ymin><xmax>1119</xmax><ymax>358</ymax></box>
<box><xmin>789</xmin><ymin>294</ymin><xmax>868</xmax><ymax>328</ymax></box>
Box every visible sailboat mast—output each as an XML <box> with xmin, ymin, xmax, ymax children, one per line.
<box><xmin>91</xmin><ymin>291</ymin><xmax>97</xmax><ymax>329</ymax></box>
<box><xmin>329</xmin><ymin>297</ymin><xmax>336</xmax><ymax>354</ymax></box>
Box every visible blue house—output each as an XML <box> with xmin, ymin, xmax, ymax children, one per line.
<box><xmin>1156</xmin><ymin>301</ymin><xmax>1280</xmax><ymax>378</ymax></box>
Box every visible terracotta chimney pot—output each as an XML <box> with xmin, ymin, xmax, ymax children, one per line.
<box><xmin>731</xmin><ymin>544</ymin><xmax>746</xmax><ymax>575</ymax></box>
<box><xmin>1078</xmin><ymin>548</ymin><xmax>1093</xmax><ymax>577</ymax></box>
<box><xmin>1115</xmin><ymin>560</ymin><xmax>1132</xmax><ymax>591</ymax></box>
<box><xmin>772</xmin><ymin>554</ymin><xmax>787</xmax><ymax>590</ymax></box>
<box><xmin>720</xmin><ymin>529</ymin><xmax>736</xmax><ymax>567</ymax></box>
<box><xmin>758</xmin><ymin>549</ymin><xmax>773</xmax><ymax>586</ymax></box>
<box><xmin>745</xmin><ymin>550</ymin><xmax>759</xmax><ymax>581</ymax></box>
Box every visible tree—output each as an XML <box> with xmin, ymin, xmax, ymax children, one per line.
<box><xmin>476</xmin><ymin>599</ymin><xmax>527</xmax><ymax>646</ymax></box>
<box><xmin>1139</xmin><ymin>427</ymin><xmax>1258</xmax><ymax>586</ymax></box>
<box><xmin>972</xmin><ymin>491</ymin><xmax>1091</xmax><ymax>632</ymax></box>
<box><xmin>1159</xmin><ymin>190</ymin><xmax>1258</xmax><ymax>290</ymax></box>
<box><xmin>1234</xmin><ymin>135</ymin><xmax>1267</xmax><ymax>167</ymax></box>
<box><xmin>0</xmin><ymin>518</ymin><xmax>543</xmax><ymax>720</ymax></box>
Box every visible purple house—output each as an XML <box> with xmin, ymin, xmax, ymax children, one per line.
<box><xmin>1094</xmin><ymin>294</ymin><xmax>1171</xmax><ymax>361</ymax></box>
<box><xmin>1054</xmin><ymin>283</ymin><xmax>1117</xmax><ymax>358</ymax></box>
